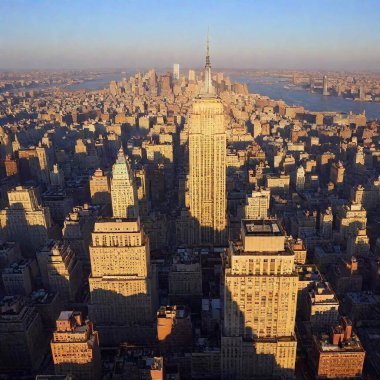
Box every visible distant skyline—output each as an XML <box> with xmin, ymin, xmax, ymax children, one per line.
<box><xmin>1</xmin><ymin>0</ymin><xmax>380</xmax><ymax>71</ymax></box>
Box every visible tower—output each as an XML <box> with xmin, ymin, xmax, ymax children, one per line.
<box><xmin>221</xmin><ymin>219</ymin><xmax>298</xmax><ymax>379</ymax></box>
<box><xmin>323</xmin><ymin>75</ymin><xmax>329</xmax><ymax>96</ymax></box>
<box><xmin>188</xmin><ymin>37</ymin><xmax>227</xmax><ymax>245</ymax></box>
<box><xmin>295</xmin><ymin>165</ymin><xmax>305</xmax><ymax>191</ymax></box>
<box><xmin>111</xmin><ymin>147</ymin><xmax>139</xmax><ymax>219</ymax></box>
<box><xmin>359</xmin><ymin>84</ymin><xmax>366</xmax><ymax>100</ymax></box>
<box><xmin>173</xmin><ymin>63</ymin><xmax>180</xmax><ymax>80</ymax></box>
<box><xmin>244</xmin><ymin>188</ymin><xmax>270</xmax><ymax>219</ymax></box>
<box><xmin>0</xmin><ymin>186</ymin><xmax>52</xmax><ymax>255</ymax></box>
<box><xmin>88</xmin><ymin>217</ymin><xmax>156</xmax><ymax>346</ymax></box>
<box><xmin>51</xmin><ymin>311</ymin><xmax>101</xmax><ymax>379</ymax></box>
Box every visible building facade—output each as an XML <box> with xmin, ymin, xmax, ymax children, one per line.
<box><xmin>111</xmin><ymin>148</ymin><xmax>139</xmax><ymax>219</ymax></box>
<box><xmin>221</xmin><ymin>219</ymin><xmax>298</xmax><ymax>379</ymax></box>
<box><xmin>90</xmin><ymin>168</ymin><xmax>111</xmax><ymax>206</ymax></box>
<box><xmin>88</xmin><ymin>218</ymin><xmax>156</xmax><ymax>346</ymax></box>
<box><xmin>188</xmin><ymin>41</ymin><xmax>226</xmax><ymax>246</ymax></box>
<box><xmin>51</xmin><ymin>311</ymin><xmax>101</xmax><ymax>379</ymax></box>
<box><xmin>0</xmin><ymin>186</ymin><xmax>52</xmax><ymax>254</ymax></box>
<box><xmin>244</xmin><ymin>188</ymin><xmax>270</xmax><ymax>220</ymax></box>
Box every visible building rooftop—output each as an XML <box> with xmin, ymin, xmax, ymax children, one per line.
<box><xmin>172</xmin><ymin>249</ymin><xmax>201</xmax><ymax>267</ymax></box>
<box><xmin>157</xmin><ymin>305</ymin><xmax>189</xmax><ymax>319</ymax></box>
<box><xmin>0</xmin><ymin>295</ymin><xmax>24</xmax><ymax>315</ymax></box>
<box><xmin>316</xmin><ymin>333</ymin><xmax>364</xmax><ymax>353</ymax></box>
<box><xmin>3</xmin><ymin>259</ymin><xmax>33</xmax><ymax>274</ymax></box>
<box><xmin>57</xmin><ymin>310</ymin><xmax>74</xmax><ymax>321</ymax></box>
<box><xmin>346</xmin><ymin>292</ymin><xmax>380</xmax><ymax>305</ymax></box>
<box><xmin>42</xmin><ymin>188</ymin><xmax>67</xmax><ymax>198</ymax></box>
<box><xmin>31</xmin><ymin>289</ymin><xmax>57</xmax><ymax>304</ymax></box>
<box><xmin>297</xmin><ymin>265</ymin><xmax>321</xmax><ymax>282</ymax></box>
<box><xmin>0</xmin><ymin>241</ymin><xmax>18</xmax><ymax>253</ymax></box>
<box><xmin>242</xmin><ymin>219</ymin><xmax>283</xmax><ymax>237</ymax></box>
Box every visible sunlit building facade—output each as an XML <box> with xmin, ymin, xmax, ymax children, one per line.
<box><xmin>188</xmin><ymin>40</ymin><xmax>226</xmax><ymax>246</ymax></box>
<box><xmin>88</xmin><ymin>217</ymin><xmax>156</xmax><ymax>346</ymax></box>
<box><xmin>51</xmin><ymin>310</ymin><xmax>101</xmax><ymax>379</ymax></box>
<box><xmin>111</xmin><ymin>148</ymin><xmax>139</xmax><ymax>219</ymax></box>
<box><xmin>222</xmin><ymin>219</ymin><xmax>298</xmax><ymax>379</ymax></box>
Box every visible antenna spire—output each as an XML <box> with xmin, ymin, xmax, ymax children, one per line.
<box><xmin>206</xmin><ymin>30</ymin><xmax>210</xmax><ymax>67</ymax></box>
<box><xmin>203</xmin><ymin>30</ymin><xmax>214</xmax><ymax>95</ymax></box>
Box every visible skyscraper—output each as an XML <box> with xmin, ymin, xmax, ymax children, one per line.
<box><xmin>111</xmin><ymin>147</ymin><xmax>139</xmax><ymax>219</ymax></box>
<box><xmin>173</xmin><ymin>63</ymin><xmax>180</xmax><ymax>80</ymax></box>
<box><xmin>222</xmin><ymin>219</ymin><xmax>298</xmax><ymax>379</ymax></box>
<box><xmin>0</xmin><ymin>186</ymin><xmax>52</xmax><ymax>255</ymax></box>
<box><xmin>323</xmin><ymin>75</ymin><xmax>329</xmax><ymax>96</ymax></box>
<box><xmin>188</xmin><ymin>38</ymin><xmax>227</xmax><ymax>245</ymax></box>
<box><xmin>0</xmin><ymin>296</ymin><xmax>48</xmax><ymax>373</ymax></box>
<box><xmin>45</xmin><ymin>241</ymin><xmax>83</xmax><ymax>304</ymax></box>
<box><xmin>188</xmin><ymin>69</ymin><xmax>196</xmax><ymax>82</ymax></box>
<box><xmin>88</xmin><ymin>217</ymin><xmax>156</xmax><ymax>346</ymax></box>
<box><xmin>90</xmin><ymin>168</ymin><xmax>111</xmax><ymax>206</ymax></box>
<box><xmin>51</xmin><ymin>311</ymin><xmax>101</xmax><ymax>379</ymax></box>
<box><xmin>244</xmin><ymin>188</ymin><xmax>271</xmax><ymax>219</ymax></box>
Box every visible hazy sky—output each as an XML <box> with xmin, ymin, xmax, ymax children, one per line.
<box><xmin>1</xmin><ymin>0</ymin><xmax>380</xmax><ymax>71</ymax></box>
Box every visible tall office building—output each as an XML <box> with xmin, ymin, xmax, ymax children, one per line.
<box><xmin>322</xmin><ymin>75</ymin><xmax>329</xmax><ymax>96</ymax></box>
<box><xmin>111</xmin><ymin>147</ymin><xmax>139</xmax><ymax>219</ymax></box>
<box><xmin>88</xmin><ymin>217</ymin><xmax>156</xmax><ymax>346</ymax></box>
<box><xmin>222</xmin><ymin>219</ymin><xmax>298</xmax><ymax>379</ymax></box>
<box><xmin>295</xmin><ymin>165</ymin><xmax>305</xmax><ymax>191</ymax></box>
<box><xmin>359</xmin><ymin>84</ymin><xmax>366</xmax><ymax>100</ymax></box>
<box><xmin>0</xmin><ymin>186</ymin><xmax>52</xmax><ymax>254</ymax></box>
<box><xmin>90</xmin><ymin>168</ymin><xmax>111</xmax><ymax>206</ymax></box>
<box><xmin>51</xmin><ymin>311</ymin><xmax>101</xmax><ymax>379</ymax></box>
<box><xmin>244</xmin><ymin>188</ymin><xmax>270</xmax><ymax>219</ymax></box>
<box><xmin>188</xmin><ymin>69</ymin><xmax>196</xmax><ymax>82</ymax></box>
<box><xmin>0</xmin><ymin>296</ymin><xmax>48</xmax><ymax>373</ymax></box>
<box><xmin>45</xmin><ymin>241</ymin><xmax>83</xmax><ymax>304</ymax></box>
<box><xmin>173</xmin><ymin>63</ymin><xmax>180</xmax><ymax>80</ymax></box>
<box><xmin>330</xmin><ymin>161</ymin><xmax>345</xmax><ymax>186</ymax></box>
<box><xmin>50</xmin><ymin>163</ymin><xmax>65</xmax><ymax>187</ymax></box>
<box><xmin>188</xmin><ymin>38</ymin><xmax>227</xmax><ymax>245</ymax></box>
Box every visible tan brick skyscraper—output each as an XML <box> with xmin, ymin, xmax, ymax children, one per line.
<box><xmin>88</xmin><ymin>216</ymin><xmax>156</xmax><ymax>346</ymax></box>
<box><xmin>189</xmin><ymin>38</ymin><xmax>226</xmax><ymax>245</ymax></box>
<box><xmin>51</xmin><ymin>311</ymin><xmax>101</xmax><ymax>380</ymax></box>
<box><xmin>222</xmin><ymin>219</ymin><xmax>298</xmax><ymax>379</ymax></box>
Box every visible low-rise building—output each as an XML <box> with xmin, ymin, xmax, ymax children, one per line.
<box><xmin>157</xmin><ymin>305</ymin><xmax>192</xmax><ymax>354</ymax></box>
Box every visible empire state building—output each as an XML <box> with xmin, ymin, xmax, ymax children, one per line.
<box><xmin>188</xmin><ymin>39</ymin><xmax>227</xmax><ymax>246</ymax></box>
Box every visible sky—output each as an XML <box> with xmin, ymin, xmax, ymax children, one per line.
<box><xmin>1</xmin><ymin>0</ymin><xmax>380</xmax><ymax>71</ymax></box>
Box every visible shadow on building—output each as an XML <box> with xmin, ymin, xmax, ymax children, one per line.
<box><xmin>2</xmin><ymin>203</ymin><xmax>54</xmax><ymax>257</ymax></box>
<box><xmin>221</xmin><ymin>284</ymin><xmax>296</xmax><ymax>380</ymax></box>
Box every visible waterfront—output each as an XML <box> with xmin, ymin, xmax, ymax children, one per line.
<box><xmin>67</xmin><ymin>72</ymin><xmax>380</xmax><ymax>119</ymax></box>
<box><xmin>3</xmin><ymin>72</ymin><xmax>380</xmax><ymax>119</ymax></box>
<box><xmin>231</xmin><ymin>75</ymin><xmax>380</xmax><ymax>119</ymax></box>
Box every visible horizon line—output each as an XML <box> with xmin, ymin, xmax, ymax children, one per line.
<box><xmin>1</xmin><ymin>67</ymin><xmax>380</xmax><ymax>74</ymax></box>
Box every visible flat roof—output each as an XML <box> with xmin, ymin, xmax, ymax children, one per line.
<box><xmin>57</xmin><ymin>310</ymin><xmax>73</xmax><ymax>321</ymax></box>
<box><xmin>242</xmin><ymin>219</ymin><xmax>283</xmax><ymax>237</ymax></box>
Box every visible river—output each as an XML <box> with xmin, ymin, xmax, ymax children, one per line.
<box><xmin>3</xmin><ymin>72</ymin><xmax>380</xmax><ymax>119</ymax></box>
<box><xmin>231</xmin><ymin>75</ymin><xmax>380</xmax><ymax>120</ymax></box>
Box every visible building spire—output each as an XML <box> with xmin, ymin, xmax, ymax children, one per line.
<box><xmin>203</xmin><ymin>31</ymin><xmax>214</xmax><ymax>95</ymax></box>
<box><xmin>206</xmin><ymin>31</ymin><xmax>211</xmax><ymax>68</ymax></box>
